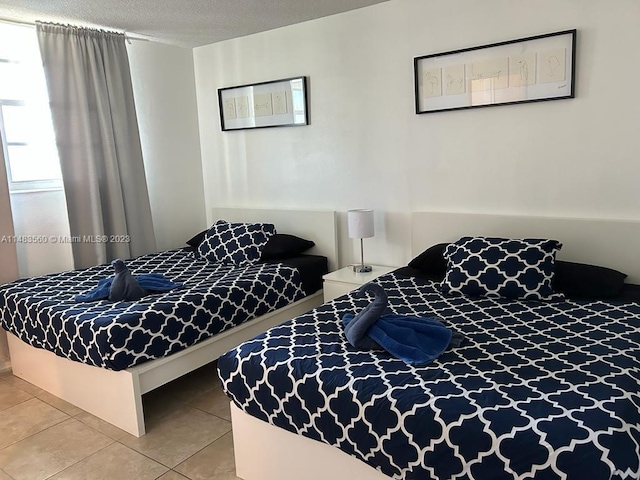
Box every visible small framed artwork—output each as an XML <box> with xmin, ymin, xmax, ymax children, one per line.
<box><xmin>218</xmin><ymin>76</ymin><xmax>309</xmax><ymax>131</ymax></box>
<box><xmin>414</xmin><ymin>30</ymin><xmax>576</xmax><ymax>114</ymax></box>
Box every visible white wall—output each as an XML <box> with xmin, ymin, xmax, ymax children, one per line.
<box><xmin>193</xmin><ymin>0</ymin><xmax>640</xmax><ymax>268</ymax></box>
<box><xmin>128</xmin><ymin>40</ymin><xmax>207</xmax><ymax>251</ymax></box>
<box><xmin>0</xmin><ymin>188</ymin><xmax>73</xmax><ymax>371</ymax></box>
<box><xmin>9</xmin><ymin>190</ymin><xmax>74</xmax><ymax>278</ymax></box>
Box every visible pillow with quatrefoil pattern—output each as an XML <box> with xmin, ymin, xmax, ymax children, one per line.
<box><xmin>197</xmin><ymin>220</ymin><xmax>276</xmax><ymax>266</ymax></box>
<box><xmin>441</xmin><ymin>236</ymin><xmax>564</xmax><ymax>301</ymax></box>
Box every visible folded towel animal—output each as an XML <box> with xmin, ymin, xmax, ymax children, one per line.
<box><xmin>342</xmin><ymin>282</ymin><xmax>463</xmax><ymax>366</ymax></box>
<box><xmin>75</xmin><ymin>259</ymin><xmax>183</xmax><ymax>302</ymax></box>
<box><xmin>109</xmin><ymin>259</ymin><xmax>147</xmax><ymax>301</ymax></box>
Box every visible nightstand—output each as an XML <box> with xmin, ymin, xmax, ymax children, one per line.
<box><xmin>322</xmin><ymin>265</ymin><xmax>397</xmax><ymax>302</ymax></box>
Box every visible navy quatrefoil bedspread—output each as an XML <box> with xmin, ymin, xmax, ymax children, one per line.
<box><xmin>0</xmin><ymin>249</ymin><xmax>305</xmax><ymax>370</ymax></box>
<box><xmin>218</xmin><ymin>272</ymin><xmax>640</xmax><ymax>480</ymax></box>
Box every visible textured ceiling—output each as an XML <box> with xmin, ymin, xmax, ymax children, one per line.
<box><xmin>0</xmin><ymin>0</ymin><xmax>389</xmax><ymax>48</ymax></box>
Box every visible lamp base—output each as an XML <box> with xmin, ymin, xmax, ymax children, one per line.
<box><xmin>352</xmin><ymin>264</ymin><xmax>372</xmax><ymax>273</ymax></box>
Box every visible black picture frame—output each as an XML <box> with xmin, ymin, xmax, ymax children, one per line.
<box><xmin>218</xmin><ymin>76</ymin><xmax>309</xmax><ymax>131</ymax></box>
<box><xmin>414</xmin><ymin>29</ymin><xmax>576</xmax><ymax>114</ymax></box>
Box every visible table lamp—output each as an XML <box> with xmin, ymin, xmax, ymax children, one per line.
<box><xmin>347</xmin><ymin>209</ymin><xmax>374</xmax><ymax>273</ymax></box>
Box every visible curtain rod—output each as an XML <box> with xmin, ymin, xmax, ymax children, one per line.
<box><xmin>0</xmin><ymin>16</ymin><xmax>149</xmax><ymax>42</ymax></box>
<box><xmin>0</xmin><ymin>17</ymin><xmax>33</xmax><ymax>28</ymax></box>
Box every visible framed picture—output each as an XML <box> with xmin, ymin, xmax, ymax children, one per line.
<box><xmin>218</xmin><ymin>76</ymin><xmax>308</xmax><ymax>131</ymax></box>
<box><xmin>414</xmin><ymin>30</ymin><xmax>576</xmax><ymax>114</ymax></box>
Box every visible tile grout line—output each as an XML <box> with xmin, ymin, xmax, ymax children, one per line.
<box><xmin>40</xmin><ymin>440</ymin><xmax>117</xmax><ymax>480</ymax></box>
<box><xmin>0</xmin><ymin>401</ymin><xmax>70</xmax><ymax>452</ymax></box>
<box><xmin>0</xmin><ymin>466</ymin><xmax>17</xmax><ymax>480</ymax></box>
<box><xmin>188</xmin><ymin>402</ymin><xmax>232</xmax><ymax>423</ymax></box>
<box><xmin>35</xmin><ymin>396</ymin><xmax>82</xmax><ymax>418</ymax></box>
<box><xmin>2</xmin><ymin>374</ymin><xmax>128</xmax><ymax>436</ymax></box>
<box><xmin>114</xmin><ymin>439</ymin><xmax>177</xmax><ymax>471</ymax></box>
<box><xmin>2</xmin><ymin>369</ymin><xmax>232</xmax><ymax>479</ymax></box>
<box><xmin>171</xmin><ymin>428</ymin><xmax>234</xmax><ymax>477</ymax></box>
<box><xmin>121</xmin><ymin>417</ymin><xmax>233</xmax><ymax>473</ymax></box>
<box><xmin>0</xmin><ymin>395</ymin><xmax>33</xmax><ymax>413</ymax></box>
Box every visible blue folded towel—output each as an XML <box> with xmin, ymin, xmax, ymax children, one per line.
<box><xmin>342</xmin><ymin>282</ymin><xmax>463</xmax><ymax>366</ymax></box>
<box><xmin>109</xmin><ymin>259</ymin><xmax>146</xmax><ymax>301</ymax></box>
<box><xmin>75</xmin><ymin>259</ymin><xmax>183</xmax><ymax>302</ymax></box>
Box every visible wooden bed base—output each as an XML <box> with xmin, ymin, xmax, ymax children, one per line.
<box><xmin>7</xmin><ymin>292</ymin><xmax>323</xmax><ymax>437</ymax></box>
<box><xmin>4</xmin><ymin>207</ymin><xmax>338</xmax><ymax>437</ymax></box>
<box><xmin>410</xmin><ymin>211</ymin><xmax>640</xmax><ymax>283</ymax></box>
<box><xmin>229</xmin><ymin>211</ymin><xmax>640</xmax><ymax>480</ymax></box>
<box><xmin>231</xmin><ymin>403</ymin><xmax>390</xmax><ymax>480</ymax></box>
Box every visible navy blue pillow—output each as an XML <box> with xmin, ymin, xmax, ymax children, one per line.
<box><xmin>441</xmin><ymin>236</ymin><xmax>564</xmax><ymax>301</ymax></box>
<box><xmin>260</xmin><ymin>234</ymin><xmax>315</xmax><ymax>260</ymax></box>
<box><xmin>185</xmin><ymin>230</ymin><xmax>207</xmax><ymax>249</ymax></box>
<box><xmin>408</xmin><ymin>243</ymin><xmax>448</xmax><ymax>276</ymax></box>
<box><xmin>197</xmin><ymin>220</ymin><xmax>276</xmax><ymax>266</ymax></box>
<box><xmin>554</xmin><ymin>261</ymin><xmax>627</xmax><ymax>299</ymax></box>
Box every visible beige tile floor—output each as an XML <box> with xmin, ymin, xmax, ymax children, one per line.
<box><xmin>0</xmin><ymin>362</ymin><xmax>241</xmax><ymax>480</ymax></box>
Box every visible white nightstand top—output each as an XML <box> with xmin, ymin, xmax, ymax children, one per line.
<box><xmin>322</xmin><ymin>265</ymin><xmax>397</xmax><ymax>285</ymax></box>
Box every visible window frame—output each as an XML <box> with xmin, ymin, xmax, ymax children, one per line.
<box><xmin>0</xmin><ymin>45</ymin><xmax>63</xmax><ymax>193</ymax></box>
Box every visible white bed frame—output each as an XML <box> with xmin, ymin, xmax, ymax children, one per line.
<box><xmin>410</xmin><ymin>211</ymin><xmax>640</xmax><ymax>284</ymax></box>
<box><xmin>230</xmin><ymin>211</ymin><xmax>640</xmax><ymax>480</ymax></box>
<box><xmin>5</xmin><ymin>207</ymin><xmax>337</xmax><ymax>437</ymax></box>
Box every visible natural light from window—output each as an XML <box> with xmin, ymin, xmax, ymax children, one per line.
<box><xmin>0</xmin><ymin>23</ymin><xmax>62</xmax><ymax>191</ymax></box>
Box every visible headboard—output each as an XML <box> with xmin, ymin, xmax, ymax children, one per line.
<box><xmin>411</xmin><ymin>211</ymin><xmax>640</xmax><ymax>283</ymax></box>
<box><xmin>210</xmin><ymin>207</ymin><xmax>338</xmax><ymax>272</ymax></box>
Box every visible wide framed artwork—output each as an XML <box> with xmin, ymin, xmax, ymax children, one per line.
<box><xmin>218</xmin><ymin>76</ymin><xmax>308</xmax><ymax>131</ymax></box>
<box><xmin>414</xmin><ymin>30</ymin><xmax>576</xmax><ymax>114</ymax></box>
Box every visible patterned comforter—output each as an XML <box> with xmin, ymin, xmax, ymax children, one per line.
<box><xmin>0</xmin><ymin>249</ymin><xmax>305</xmax><ymax>370</ymax></box>
<box><xmin>218</xmin><ymin>272</ymin><xmax>640</xmax><ymax>480</ymax></box>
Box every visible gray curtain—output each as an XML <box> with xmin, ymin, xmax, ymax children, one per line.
<box><xmin>36</xmin><ymin>22</ymin><xmax>156</xmax><ymax>269</ymax></box>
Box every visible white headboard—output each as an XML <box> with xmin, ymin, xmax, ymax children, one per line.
<box><xmin>411</xmin><ymin>211</ymin><xmax>640</xmax><ymax>283</ymax></box>
<box><xmin>210</xmin><ymin>207</ymin><xmax>338</xmax><ymax>272</ymax></box>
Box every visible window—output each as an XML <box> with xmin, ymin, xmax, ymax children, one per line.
<box><xmin>0</xmin><ymin>23</ymin><xmax>62</xmax><ymax>192</ymax></box>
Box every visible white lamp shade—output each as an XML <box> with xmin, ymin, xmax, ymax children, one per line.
<box><xmin>347</xmin><ymin>209</ymin><xmax>374</xmax><ymax>239</ymax></box>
